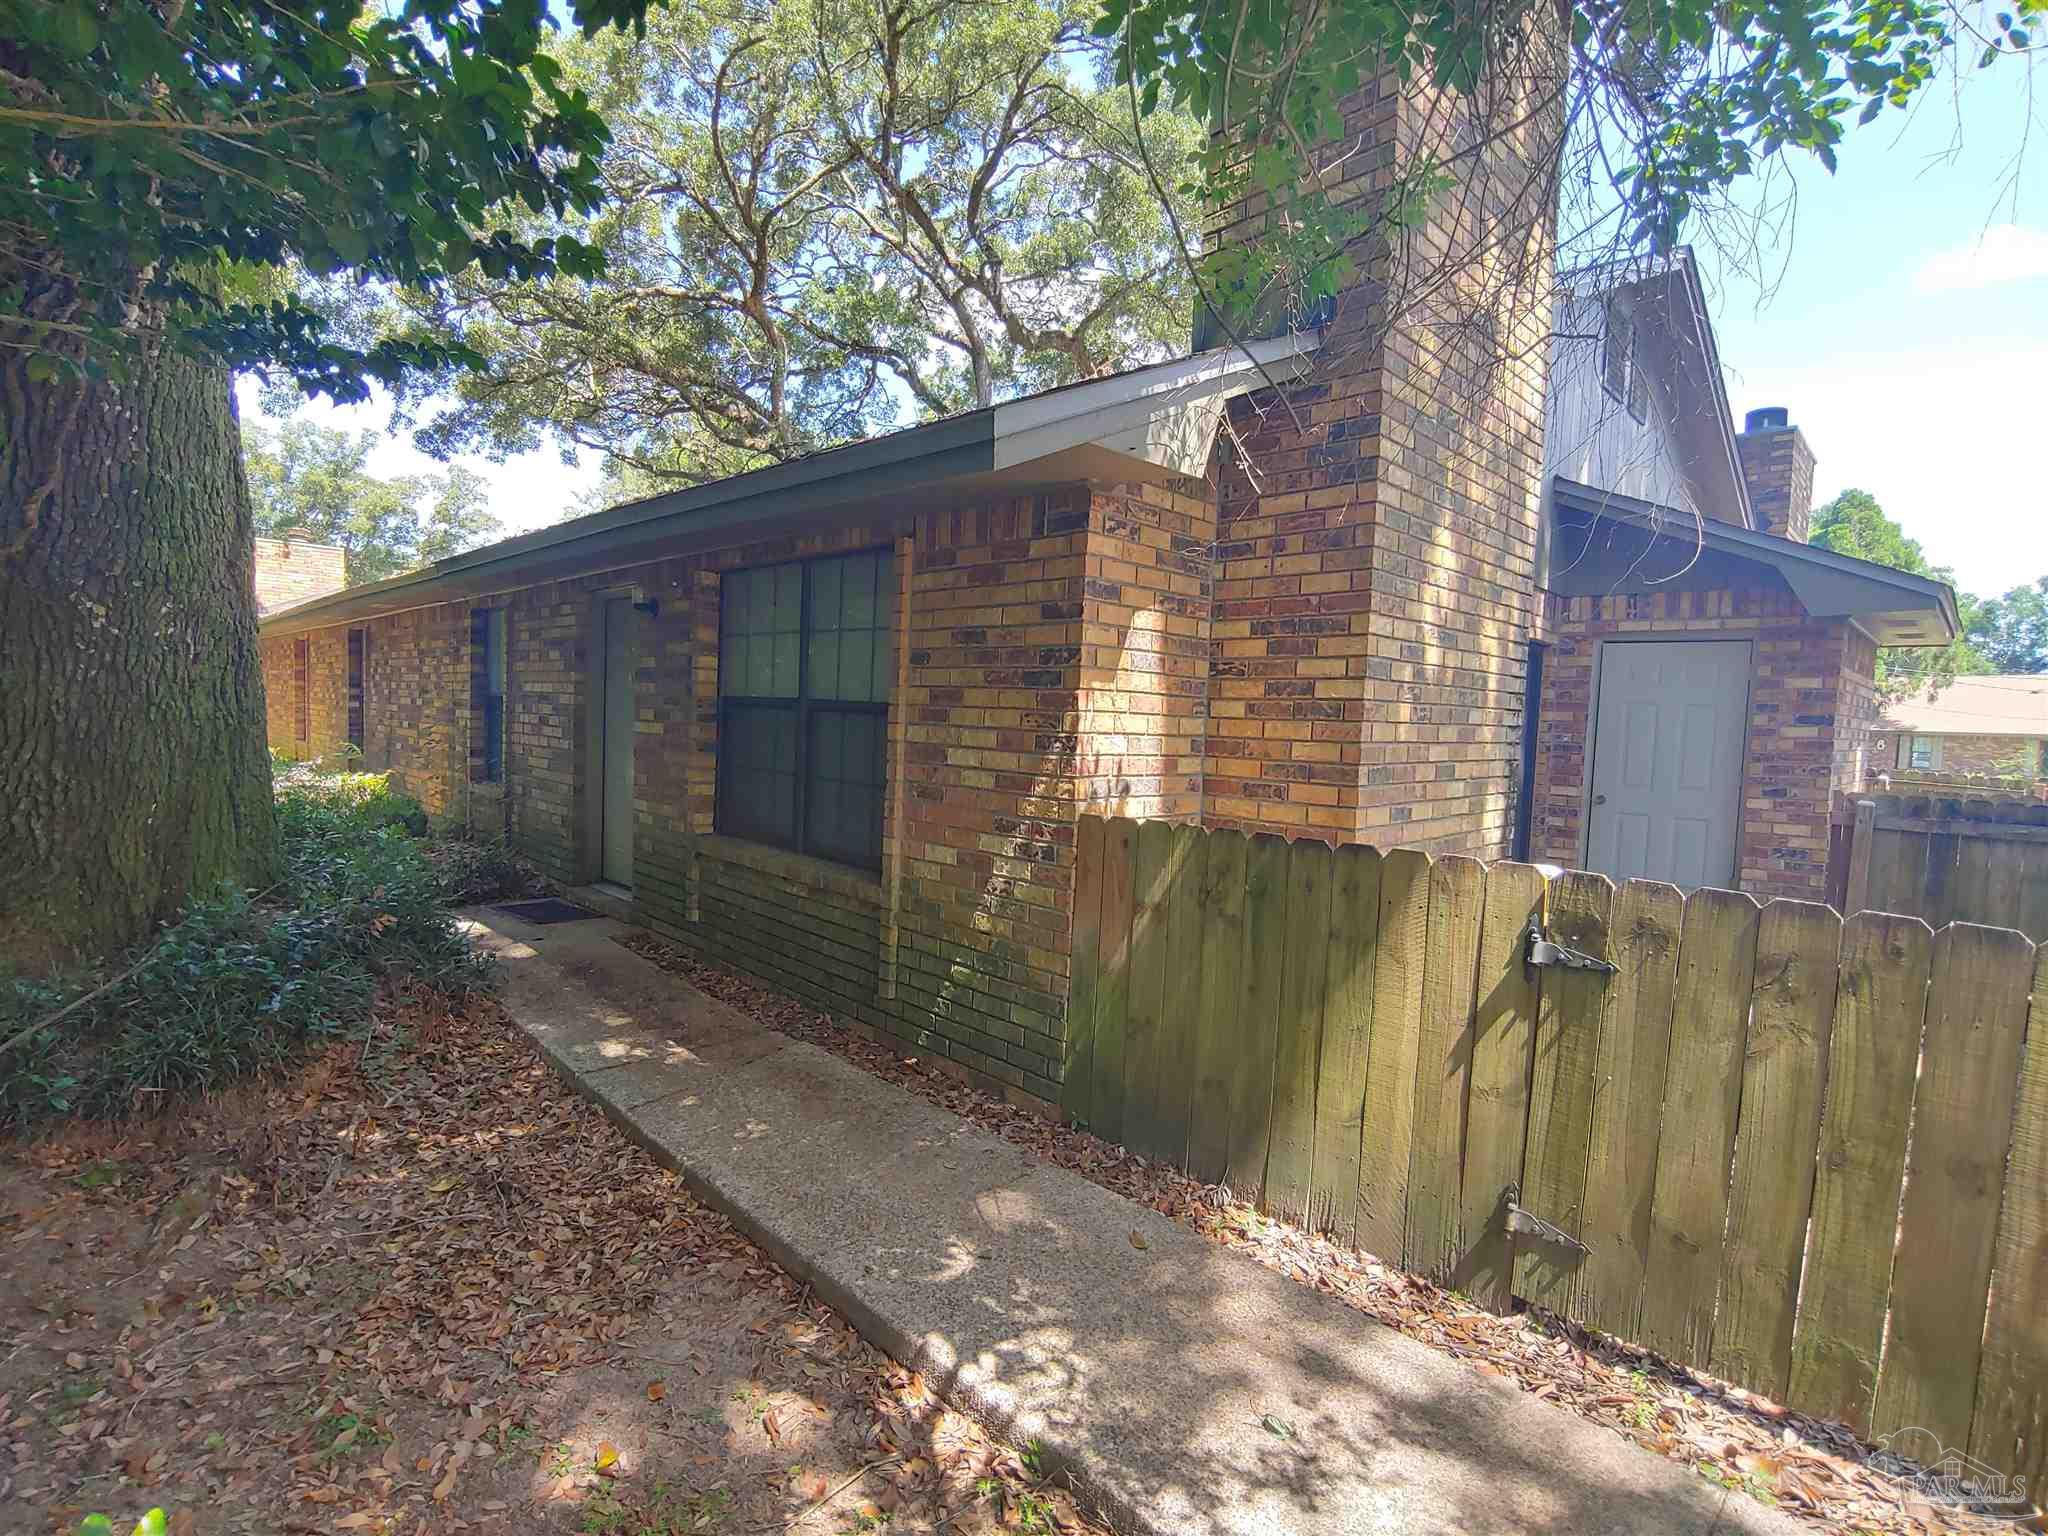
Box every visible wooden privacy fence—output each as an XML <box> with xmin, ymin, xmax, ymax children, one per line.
<box><xmin>1064</xmin><ymin>815</ymin><xmax>2048</xmax><ymax>1490</ymax></box>
<box><xmin>1832</xmin><ymin>792</ymin><xmax>2048</xmax><ymax>940</ymax></box>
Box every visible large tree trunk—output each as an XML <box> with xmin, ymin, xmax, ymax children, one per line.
<box><xmin>1</xmin><ymin>290</ymin><xmax>278</xmax><ymax>973</ymax></box>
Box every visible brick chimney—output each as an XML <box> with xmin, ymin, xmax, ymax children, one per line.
<box><xmin>1735</xmin><ymin>406</ymin><xmax>1816</xmax><ymax>543</ymax></box>
<box><xmin>253</xmin><ymin>533</ymin><xmax>348</xmax><ymax>616</ymax></box>
<box><xmin>1203</xmin><ymin>33</ymin><xmax>1569</xmax><ymax>857</ymax></box>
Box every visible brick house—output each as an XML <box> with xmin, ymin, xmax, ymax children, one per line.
<box><xmin>255</xmin><ymin>83</ymin><xmax>1954</xmax><ymax>1107</ymax></box>
<box><xmin>1869</xmin><ymin>674</ymin><xmax>2048</xmax><ymax>787</ymax></box>
<box><xmin>1527</xmin><ymin>253</ymin><xmax>1955</xmax><ymax>896</ymax></box>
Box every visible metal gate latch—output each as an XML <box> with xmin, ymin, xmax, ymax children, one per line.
<box><xmin>1504</xmin><ymin>1183</ymin><xmax>1590</xmax><ymax>1257</ymax></box>
<box><xmin>1524</xmin><ymin>917</ymin><xmax>1618</xmax><ymax>978</ymax></box>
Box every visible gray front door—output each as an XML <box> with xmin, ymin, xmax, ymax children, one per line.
<box><xmin>1586</xmin><ymin>640</ymin><xmax>1750</xmax><ymax>889</ymax></box>
<box><xmin>599</xmin><ymin>597</ymin><xmax>635</xmax><ymax>887</ymax></box>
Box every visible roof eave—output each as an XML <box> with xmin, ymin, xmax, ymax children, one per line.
<box><xmin>1550</xmin><ymin>478</ymin><xmax>1959</xmax><ymax>645</ymax></box>
<box><xmin>260</xmin><ymin>336</ymin><xmax>1317</xmax><ymax>638</ymax></box>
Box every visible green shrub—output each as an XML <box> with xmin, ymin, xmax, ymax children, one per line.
<box><xmin>429</xmin><ymin>836</ymin><xmax>552</xmax><ymax>904</ymax></box>
<box><xmin>272</xmin><ymin>760</ymin><xmax>429</xmax><ymax>835</ymax></box>
<box><xmin>0</xmin><ymin>765</ymin><xmax>489</xmax><ymax>1133</ymax></box>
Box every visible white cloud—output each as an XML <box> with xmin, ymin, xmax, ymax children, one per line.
<box><xmin>1729</xmin><ymin>343</ymin><xmax>2048</xmax><ymax>600</ymax></box>
<box><xmin>1912</xmin><ymin>223</ymin><xmax>2048</xmax><ymax>294</ymax></box>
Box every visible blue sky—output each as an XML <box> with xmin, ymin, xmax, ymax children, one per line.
<box><xmin>1702</xmin><ymin>58</ymin><xmax>2045</xmax><ymax>599</ymax></box>
<box><xmin>246</xmin><ymin>54</ymin><xmax>2047</xmax><ymax>602</ymax></box>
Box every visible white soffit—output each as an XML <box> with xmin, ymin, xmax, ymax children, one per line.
<box><xmin>989</xmin><ymin>332</ymin><xmax>1322</xmax><ymax>479</ymax></box>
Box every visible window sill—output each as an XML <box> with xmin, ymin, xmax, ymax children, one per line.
<box><xmin>698</xmin><ymin>834</ymin><xmax>884</xmax><ymax>906</ymax></box>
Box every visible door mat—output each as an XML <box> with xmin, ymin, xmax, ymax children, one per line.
<box><xmin>491</xmin><ymin>898</ymin><xmax>601</xmax><ymax>925</ymax></box>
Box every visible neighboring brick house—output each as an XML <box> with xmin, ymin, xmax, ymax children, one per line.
<box><xmin>253</xmin><ymin>532</ymin><xmax>347</xmax><ymax>617</ymax></box>
<box><xmin>1526</xmin><ymin>253</ymin><xmax>1955</xmax><ymax>898</ymax></box>
<box><xmin>256</xmin><ymin>77</ymin><xmax>1954</xmax><ymax>1107</ymax></box>
<box><xmin>1869</xmin><ymin>674</ymin><xmax>2048</xmax><ymax>787</ymax></box>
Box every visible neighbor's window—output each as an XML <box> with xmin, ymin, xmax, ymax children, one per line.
<box><xmin>2038</xmin><ymin>740</ymin><xmax>2047</xmax><ymax>778</ymax></box>
<box><xmin>1907</xmin><ymin>735</ymin><xmax>1939</xmax><ymax>771</ymax></box>
<box><xmin>472</xmin><ymin>607</ymin><xmax>508</xmax><ymax>783</ymax></box>
<box><xmin>293</xmin><ymin>637</ymin><xmax>310</xmax><ymax>743</ymax></box>
<box><xmin>718</xmin><ymin>549</ymin><xmax>894</xmax><ymax>870</ymax></box>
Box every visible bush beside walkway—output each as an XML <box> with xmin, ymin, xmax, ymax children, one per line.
<box><xmin>0</xmin><ymin>766</ymin><xmax>519</xmax><ymax>1133</ymax></box>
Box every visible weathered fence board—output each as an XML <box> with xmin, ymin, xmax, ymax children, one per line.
<box><xmin>1785</xmin><ymin>912</ymin><xmax>1929</xmax><ymax>1431</ymax></box>
<box><xmin>1639</xmin><ymin>887</ymin><xmax>1760</xmax><ymax>1371</ymax></box>
<box><xmin>1224</xmin><ymin>833</ymin><xmax>1290</xmax><ymax>1194</ymax></box>
<box><xmin>1186</xmin><ymin>829</ymin><xmax>1249</xmax><ymax>1184</ymax></box>
<box><xmin>1120</xmin><ymin>819</ymin><xmax>1175</xmax><ymax>1162</ymax></box>
<box><xmin>1089</xmin><ymin>818</ymin><xmax>1137</xmax><ymax>1145</ymax></box>
<box><xmin>1153</xmin><ymin>823</ymin><xmax>1207</xmax><ymax>1171</ymax></box>
<box><xmin>1064</xmin><ymin>815</ymin><xmax>2048</xmax><ymax>1489</ymax></box>
<box><xmin>1712</xmin><ymin>900</ymin><xmax>1840</xmax><ymax>1400</ymax></box>
<box><xmin>1265</xmin><ymin>839</ymin><xmax>1331</xmax><ymax>1227</ymax></box>
<box><xmin>1062</xmin><ymin>814</ymin><xmax>1106</xmax><ymax>1127</ymax></box>
<box><xmin>1513</xmin><ymin>870</ymin><xmax>1613</xmax><ymax>1315</ymax></box>
<box><xmin>1576</xmin><ymin>879</ymin><xmax>1682</xmax><ymax>1341</ymax></box>
<box><xmin>1311</xmin><ymin>842</ymin><xmax>1380</xmax><ymax>1245</ymax></box>
<box><xmin>1357</xmin><ymin>846</ymin><xmax>1429</xmax><ymax>1260</ymax></box>
<box><xmin>1874</xmin><ymin>924</ymin><xmax>2034</xmax><ymax>1450</ymax></box>
<box><xmin>1404</xmin><ymin>855</ymin><xmax>1482</xmax><ymax>1282</ymax></box>
<box><xmin>1971</xmin><ymin>945</ymin><xmax>2048</xmax><ymax>1490</ymax></box>
<box><xmin>1837</xmin><ymin>793</ymin><xmax>2048</xmax><ymax>938</ymax></box>
<box><xmin>1457</xmin><ymin>861</ymin><xmax>1544</xmax><ymax>1310</ymax></box>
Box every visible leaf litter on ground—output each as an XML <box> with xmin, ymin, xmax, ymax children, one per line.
<box><xmin>0</xmin><ymin>981</ymin><xmax>1111</xmax><ymax>1535</ymax></box>
<box><xmin>619</xmin><ymin>932</ymin><xmax>2042</xmax><ymax>1536</ymax></box>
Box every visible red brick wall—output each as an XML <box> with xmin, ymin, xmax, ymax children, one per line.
<box><xmin>253</xmin><ymin>536</ymin><xmax>347</xmax><ymax>616</ymax></box>
<box><xmin>895</xmin><ymin>489</ymin><xmax>1092</xmax><ymax>1097</ymax></box>
<box><xmin>1078</xmin><ymin>479</ymin><xmax>1214</xmax><ymax>821</ymax></box>
<box><xmin>1735</xmin><ymin>426</ymin><xmax>1816</xmax><ymax>544</ymax></box>
<box><xmin>1532</xmin><ymin>589</ymin><xmax>1866</xmax><ymax>899</ymax></box>
<box><xmin>259</xmin><ymin>627</ymin><xmax>348</xmax><ymax>761</ymax></box>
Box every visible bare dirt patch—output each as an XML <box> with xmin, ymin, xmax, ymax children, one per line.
<box><xmin>0</xmin><ymin>989</ymin><xmax>1105</xmax><ymax>1536</ymax></box>
<box><xmin>619</xmin><ymin>932</ymin><xmax>2036</xmax><ymax>1536</ymax></box>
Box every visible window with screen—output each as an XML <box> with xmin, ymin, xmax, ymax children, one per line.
<box><xmin>1907</xmin><ymin>735</ymin><xmax>1938</xmax><ymax>771</ymax></box>
<box><xmin>472</xmin><ymin>608</ymin><xmax>507</xmax><ymax>783</ymax></box>
<box><xmin>718</xmin><ymin>550</ymin><xmax>894</xmax><ymax>870</ymax></box>
<box><xmin>346</xmin><ymin>628</ymin><xmax>368</xmax><ymax>752</ymax></box>
<box><xmin>293</xmin><ymin>637</ymin><xmax>310</xmax><ymax>743</ymax></box>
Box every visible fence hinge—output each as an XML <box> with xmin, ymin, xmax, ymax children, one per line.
<box><xmin>1524</xmin><ymin>917</ymin><xmax>1618</xmax><ymax>979</ymax></box>
<box><xmin>1503</xmin><ymin>1183</ymin><xmax>1590</xmax><ymax>1257</ymax></box>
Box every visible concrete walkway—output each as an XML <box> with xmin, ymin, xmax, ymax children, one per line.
<box><xmin>465</xmin><ymin>907</ymin><xmax>1803</xmax><ymax>1536</ymax></box>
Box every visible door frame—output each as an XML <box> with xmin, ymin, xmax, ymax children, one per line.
<box><xmin>1577</xmin><ymin>633</ymin><xmax>1755</xmax><ymax>879</ymax></box>
<box><xmin>581</xmin><ymin>586</ymin><xmax>645</xmax><ymax>886</ymax></box>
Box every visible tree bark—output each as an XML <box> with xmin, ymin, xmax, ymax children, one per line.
<box><xmin>1</xmin><ymin>279</ymin><xmax>278</xmax><ymax>973</ymax></box>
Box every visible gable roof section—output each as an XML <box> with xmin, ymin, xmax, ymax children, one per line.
<box><xmin>1882</xmin><ymin>674</ymin><xmax>2048</xmax><ymax>737</ymax></box>
<box><xmin>1555</xmin><ymin>248</ymin><xmax>1752</xmax><ymax>528</ymax></box>
<box><xmin>1549</xmin><ymin>478</ymin><xmax>1959</xmax><ymax>646</ymax></box>
<box><xmin>260</xmin><ymin>334</ymin><xmax>1317</xmax><ymax>637</ymax></box>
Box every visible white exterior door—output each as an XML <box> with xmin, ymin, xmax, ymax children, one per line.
<box><xmin>1586</xmin><ymin>640</ymin><xmax>1750</xmax><ymax>889</ymax></box>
